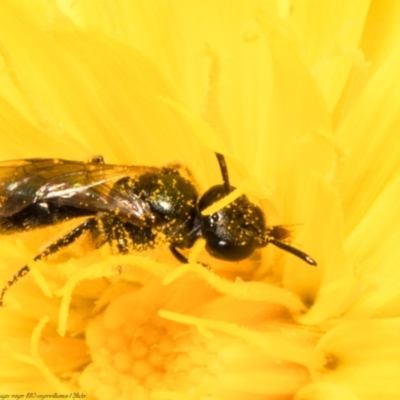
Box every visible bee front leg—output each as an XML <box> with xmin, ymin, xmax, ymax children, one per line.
<box><xmin>88</xmin><ymin>155</ymin><xmax>104</xmax><ymax>164</ymax></box>
<box><xmin>169</xmin><ymin>245</ymin><xmax>189</xmax><ymax>263</ymax></box>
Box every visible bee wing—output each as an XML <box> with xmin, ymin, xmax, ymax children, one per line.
<box><xmin>0</xmin><ymin>158</ymin><xmax>161</xmax><ymax>225</ymax></box>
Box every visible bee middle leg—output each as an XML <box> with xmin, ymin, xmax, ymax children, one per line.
<box><xmin>98</xmin><ymin>215</ymin><xmax>156</xmax><ymax>254</ymax></box>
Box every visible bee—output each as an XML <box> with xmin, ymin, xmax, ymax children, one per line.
<box><xmin>0</xmin><ymin>153</ymin><xmax>316</xmax><ymax>305</ymax></box>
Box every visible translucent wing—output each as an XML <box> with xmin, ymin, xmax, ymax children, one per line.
<box><xmin>0</xmin><ymin>158</ymin><xmax>161</xmax><ymax>225</ymax></box>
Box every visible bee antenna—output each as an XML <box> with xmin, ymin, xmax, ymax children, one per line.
<box><xmin>268</xmin><ymin>238</ymin><xmax>317</xmax><ymax>266</ymax></box>
<box><xmin>215</xmin><ymin>153</ymin><xmax>231</xmax><ymax>195</ymax></box>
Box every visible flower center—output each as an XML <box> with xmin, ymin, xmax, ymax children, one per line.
<box><xmin>78</xmin><ymin>277</ymin><xmax>314</xmax><ymax>398</ymax></box>
<box><xmin>79</xmin><ymin>288</ymin><xmax>220</xmax><ymax>398</ymax></box>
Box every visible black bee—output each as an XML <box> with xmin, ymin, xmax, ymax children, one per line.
<box><xmin>0</xmin><ymin>153</ymin><xmax>316</xmax><ymax>305</ymax></box>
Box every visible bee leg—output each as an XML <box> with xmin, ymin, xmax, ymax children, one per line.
<box><xmin>0</xmin><ymin>217</ymin><xmax>100</xmax><ymax>306</ymax></box>
<box><xmin>106</xmin><ymin>218</ymin><xmax>133</xmax><ymax>254</ymax></box>
<box><xmin>169</xmin><ymin>245</ymin><xmax>189</xmax><ymax>263</ymax></box>
<box><xmin>89</xmin><ymin>155</ymin><xmax>104</xmax><ymax>164</ymax></box>
<box><xmin>0</xmin><ymin>265</ymin><xmax>30</xmax><ymax>306</ymax></box>
<box><xmin>34</xmin><ymin>217</ymin><xmax>100</xmax><ymax>260</ymax></box>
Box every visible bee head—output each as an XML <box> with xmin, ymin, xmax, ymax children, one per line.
<box><xmin>198</xmin><ymin>185</ymin><xmax>266</xmax><ymax>261</ymax></box>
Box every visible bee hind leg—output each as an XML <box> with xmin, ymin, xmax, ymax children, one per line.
<box><xmin>35</xmin><ymin>217</ymin><xmax>100</xmax><ymax>260</ymax></box>
<box><xmin>0</xmin><ymin>217</ymin><xmax>101</xmax><ymax>306</ymax></box>
<box><xmin>0</xmin><ymin>265</ymin><xmax>30</xmax><ymax>306</ymax></box>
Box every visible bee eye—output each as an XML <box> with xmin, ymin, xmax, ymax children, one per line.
<box><xmin>203</xmin><ymin>229</ymin><xmax>256</xmax><ymax>261</ymax></box>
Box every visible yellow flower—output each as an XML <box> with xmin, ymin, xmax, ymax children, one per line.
<box><xmin>0</xmin><ymin>1</ymin><xmax>400</xmax><ymax>399</ymax></box>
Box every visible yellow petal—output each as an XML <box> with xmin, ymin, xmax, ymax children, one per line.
<box><xmin>287</xmin><ymin>0</ymin><xmax>371</xmax><ymax>112</ymax></box>
<box><xmin>316</xmin><ymin>318</ymin><xmax>400</xmax><ymax>399</ymax></box>
<box><xmin>361</xmin><ymin>0</ymin><xmax>400</xmax><ymax>76</ymax></box>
